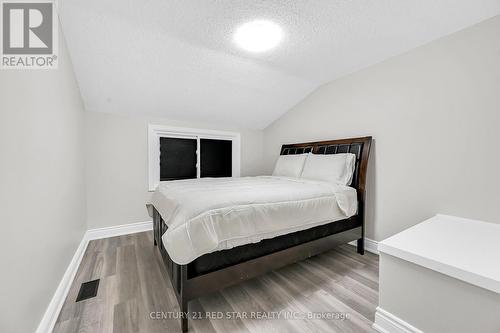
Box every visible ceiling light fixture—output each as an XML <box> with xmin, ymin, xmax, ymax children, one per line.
<box><xmin>233</xmin><ymin>20</ymin><xmax>283</xmax><ymax>53</ymax></box>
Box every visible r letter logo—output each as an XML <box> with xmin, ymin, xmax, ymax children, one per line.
<box><xmin>1</xmin><ymin>0</ymin><xmax>58</xmax><ymax>69</ymax></box>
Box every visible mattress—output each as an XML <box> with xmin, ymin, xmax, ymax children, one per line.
<box><xmin>147</xmin><ymin>176</ymin><xmax>358</xmax><ymax>264</ymax></box>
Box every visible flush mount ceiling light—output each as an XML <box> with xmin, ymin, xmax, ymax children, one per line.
<box><xmin>233</xmin><ymin>20</ymin><xmax>283</xmax><ymax>53</ymax></box>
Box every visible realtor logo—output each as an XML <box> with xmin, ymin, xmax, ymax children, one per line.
<box><xmin>1</xmin><ymin>0</ymin><xmax>58</xmax><ymax>69</ymax></box>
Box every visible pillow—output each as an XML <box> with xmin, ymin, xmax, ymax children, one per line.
<box><xmin>301</xmin><ymin>153</ymin><xmax>356</xmax><ymax>185</ymax></box>
<box><xmin>272</xmin><ymin>154</ymin><xmax>308</xmax><ymax>178</ymax></box>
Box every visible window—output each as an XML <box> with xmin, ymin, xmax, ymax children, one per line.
<box><xmin>148</xmin><ymin>124</ymin><xmax>240</xmax><ymax>190</ymax></box>
<box><xmin>200</xmin><ymin>138</ymin><xmax>232</xmax><ymax>178</ymax></box>
<box><xmin>160</xmin><ymin>137</ymin><xmax>197</xmax><ymax>181</ymax></box>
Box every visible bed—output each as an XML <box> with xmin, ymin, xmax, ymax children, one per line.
<box><xmin>149</xmin><ymin>136</ymin><xmax>372</xmax><ymax>332</ymax></box>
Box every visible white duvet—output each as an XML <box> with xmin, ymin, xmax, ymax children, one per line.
<box><xmin>148</xmin><ymin>176</ymin><xmax>358</xmax><ymax>264</ymax></box>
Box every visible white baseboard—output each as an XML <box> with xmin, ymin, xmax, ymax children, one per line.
<box><xmin>35</xmin><ymin>234</ymin><xmax>89</xmax><ymax>333</ymax></box>
<box><xmin>86</xmin><ymin>220</ymin><xmax>153</xmax><ymax>240</ymax></box>
<box><xmin>348</xmin><ymin>237</ymin><xmax>379</xmax><ymax>255</ymax></box>
<box><xmin>35</xmin><ymin>220</ymin><xmax>152</xmax><ymax>333</ymax></box>
<box><xmin>373</xmin><ymin>307</ymin><xmax>423</xmax><ymax>333</ymax></box>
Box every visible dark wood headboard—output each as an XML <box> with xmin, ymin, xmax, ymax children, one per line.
<box><xmin>280</xmin><ymin>136</ymin><xmax>372</xmax><ymax>203</ymax></box>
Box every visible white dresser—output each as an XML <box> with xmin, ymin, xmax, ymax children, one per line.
<box><xmin>374</xmin><ymin>215</ymin><xmax>500</xmax><ymax>333</ymax></box>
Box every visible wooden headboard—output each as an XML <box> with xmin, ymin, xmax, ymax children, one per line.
<box><xmin>280</xmin><ymin>136</ymin><xmax>372</xmax><ymax>203</ymax></box>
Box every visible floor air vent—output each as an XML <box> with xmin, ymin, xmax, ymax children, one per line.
<box><xmin>76</xmin><ymin>279</ymin><xmax>100</xmax><ymax>302</ymax></box>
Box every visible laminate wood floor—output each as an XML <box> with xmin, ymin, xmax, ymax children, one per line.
<box><xmin>54</xmin><ymin>231</ymin><xmax>379</xmax><ymax>333</ymax></box>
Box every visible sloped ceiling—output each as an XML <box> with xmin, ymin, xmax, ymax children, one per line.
<box><xmin>60</xmin><ymin>1</ymin><xmax>500</xmax><ymax>129</ymax></box>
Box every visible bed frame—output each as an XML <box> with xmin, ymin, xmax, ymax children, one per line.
<box><xmin>152</xmin><ymin>136</ymin><xmax>372</xmax><ymax>332</ymax></box>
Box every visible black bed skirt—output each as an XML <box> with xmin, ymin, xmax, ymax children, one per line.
<box><xmin>189</xmin><ymin>216</ymin><xmax>360</xmax><ymax>277</ymax></box>
<box><xmin>153</xmin><ymin>209</ymin><xmax>361</xmax><ymax>278</ymax></box>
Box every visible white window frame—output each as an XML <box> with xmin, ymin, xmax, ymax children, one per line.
<box><xmin>148</xmin><ymin>124</ymin><xmax>241</xmax><ymax>191</ymax></box>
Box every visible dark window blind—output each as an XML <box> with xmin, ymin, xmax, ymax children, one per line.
<box><xmin>160</xmin><ymin>137</ymin><xmax>197</xmax><ymax>181</ymax></box>
<box><xmin>200</xmin><ymin>139</ymin><xmax>232</xmax><ymax>178</ymax></box>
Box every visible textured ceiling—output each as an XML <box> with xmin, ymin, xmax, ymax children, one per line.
<box><xmin>60</xmin><ymin>1</ymin><xmax>500</xmax><ymax>129</ymax></box>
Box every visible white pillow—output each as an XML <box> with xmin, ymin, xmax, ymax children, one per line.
<box><xmin>272</xmin><ymin>154</ymin><xmax>308</xmax><ymax>178</ymax></box>
<box><xmin>301</xmin><ymin>153</ymin><xmax>356</xmax><ymax>185</ymax></box>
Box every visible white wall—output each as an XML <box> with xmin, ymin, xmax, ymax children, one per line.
<box><xmin>85</xmin><ymin>111</ymin><xmax>265</xmax><ymax>229</ymax></box>
<box><xmin>263</xmin><ymin>16</ymin><xmax>500</xmax><ymax>241</ymax></box>
<box><xmin>0</xmin><ymin>32</ymin><xmax>87</xmax><ymax>332</ymax></box>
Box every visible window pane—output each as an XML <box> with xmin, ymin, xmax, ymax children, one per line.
<box><xmin>160</xmin><ymin>137</ymin><xmax>197</xmax><ymax>181</ymax></box>
<box><xmin>200</xmin><ymin>139</ymin><xmax>232</xmax><ymax>178</ymax></box>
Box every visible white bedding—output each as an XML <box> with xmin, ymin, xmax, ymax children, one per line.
<box><xmin>147</xmin><ymin>176</ymin><xmax>358</xmax><ymax>264</ymax></box>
